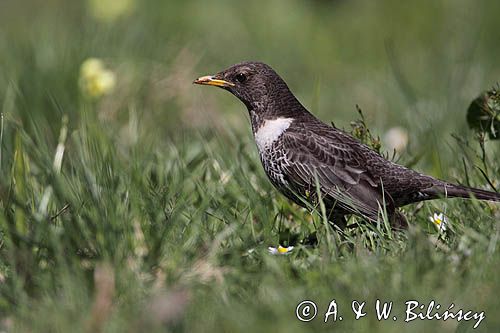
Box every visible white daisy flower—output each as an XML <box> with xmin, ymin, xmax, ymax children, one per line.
<box><xmin>429</xmin><ymin>212</ymin><xmax>447</xmax><ymax>232</ymax></box>
<box><xmin>268</xmin><ymin>245</ymin><xmax>294</xmax><ymax>255</ymax></box>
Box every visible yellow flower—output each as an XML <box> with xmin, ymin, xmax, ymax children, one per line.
<box><xmin>268</xmin><ymin>245</ymin><xmax>294</xmax><ymax>255</ymax></box>
<box><xmin>79</xmin><ymin>58</ymin><xmax>116</xmax><ymax>98</ymax></box>
<box><xmin>87</xmin><ymin>0</ymin><xmax>136</xmax><ymax>22</ymax></box>
<box><xmin>80</xmin><ymin>58</ymin><xmax>104</xmax><ymax>78</ymax></box>
<box><xmin>429</xmin><ymin>212</ymin><xmax>447</xmax><ymax>232</ymax></box>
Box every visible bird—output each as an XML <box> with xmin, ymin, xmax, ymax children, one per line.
<box><xmin>194</xmin><ymin>61</ymin><xmax>500</xmax><ymax>229</ymax></box>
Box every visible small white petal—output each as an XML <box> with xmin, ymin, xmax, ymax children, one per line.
<box><xmin>268</xmin><ymin>247</ymin><xmax>278</xmax><ymax>255</ymax></box>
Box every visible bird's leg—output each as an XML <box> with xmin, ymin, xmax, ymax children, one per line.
<box><xmin>390</xmin><ymin>210</ymin><xmax>408</xmax><ymax>230</ymax></box>
<box><xmin>324</xmin><ymin>208</ymin><xmax>347</xmax><ymax>231</ymax></box>
<box><xmin>378</xmin><ymin>197</ymin><xmax>408</xmax><ymax>230</ymax></box>
<box><xmin>328</xmin><ymin>214</ymin><xmax>347</xmax><ymax>231</ymax></box>
<box><xmin>302</xmin><ymin>213</ymin><xmax>347</xmax><ymax>247</ymax></box>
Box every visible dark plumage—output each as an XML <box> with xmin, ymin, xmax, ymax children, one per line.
<box><xmin>194</xmin><ymin>61</ymin><xmax>500</xmax><ymax>228</ymax></box>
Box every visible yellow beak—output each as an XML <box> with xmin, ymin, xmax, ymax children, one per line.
<box><xmin>193</xmin><ymin>75</ymin><xmax>235</xmax><ymax>87</ymax></box>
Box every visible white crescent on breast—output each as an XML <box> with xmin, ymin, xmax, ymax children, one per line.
<box><xmin>254</xmin><ymin>117</ymin><xmax>294</xmax><ymax>152</ymax></box>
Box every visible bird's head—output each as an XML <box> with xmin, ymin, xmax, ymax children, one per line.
<box><xmin>194</xmin><ymin>61</ymin><xmax>292</xmax><ymax>112</ymax></box>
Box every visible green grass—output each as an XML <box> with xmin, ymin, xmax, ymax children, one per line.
<box><xmin>1</xmin><ymin>0</ymin><xmax>500</xmax><ymax>332</ymax></box>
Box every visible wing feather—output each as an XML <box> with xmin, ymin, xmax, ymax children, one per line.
<box><xmin>281</xmin><ymin>123</ymin><xmax>393</xmax><ymax>219</ymax></box>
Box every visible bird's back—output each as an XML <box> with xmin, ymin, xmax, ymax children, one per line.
<box><xmin>258</xmin><ymin>113</ymin><xmax>440</xmax><ymax>213</ymax></box>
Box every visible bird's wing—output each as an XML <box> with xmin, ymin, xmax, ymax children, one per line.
<box><xmin>281</xmin><ymin>124</ymin><xmax>393</xmax><ymax>219</ymax></box>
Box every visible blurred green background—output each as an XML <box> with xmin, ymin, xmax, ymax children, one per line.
<box><xmin>1</xmin><ymin>0</ymin><xmax>499</xmax><ymax>332</ymax></box>
<box><xmin>3</xmin><ymin>0</ymin><xmax>500</xmax><ymax>143</ymax></box>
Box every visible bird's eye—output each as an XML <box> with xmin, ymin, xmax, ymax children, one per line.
<box><xmin>235</xmin><ymin>73</ymin><xmax>247</xmax><ymax>83</ymax></box>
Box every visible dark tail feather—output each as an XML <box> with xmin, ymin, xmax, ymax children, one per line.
<box><xmin>430</xmin><ymin>184</ymin><xmax>500</xmax><ymax>202</ymax></box>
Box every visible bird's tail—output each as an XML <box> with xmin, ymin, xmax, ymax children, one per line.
<box><xmin>426</xmin><ymin>183</ymin><xmax>500</xmax><ymax>202</ymax></box>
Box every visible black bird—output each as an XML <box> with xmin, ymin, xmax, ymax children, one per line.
<box><xmin>194</xmin><ymin>62</ymin><xmax>500</xmax><ymax>228</ymax></box>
